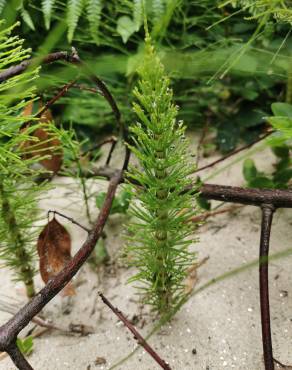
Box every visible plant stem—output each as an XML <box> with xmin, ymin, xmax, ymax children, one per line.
<box><xmin>154</xmin><ymin>143</ymin><xmax>171</xmax><ymax>312</ymax></box>
<box><xmin>286</xmin><ymin>63</ymin><xmax>292</xmax><ymax>104</ymax></box>
<box><xmin>0</xmin><ymin>180</ymin><xmax>35</xmax><ymax>298</ymax></box>
<box><xmin>99</xmin><ymin>292</ymin><xmax>172</xmax><ymax>370</ymax></box>
<box><xmin>77</xmin><ymin>160</ymin><xmax>92</xmax><ymax>225</ymax></box>
<box><xmin>259</xmin><ymin>204</ymin><xmax>275</xmax><ymax>370</ymax></box>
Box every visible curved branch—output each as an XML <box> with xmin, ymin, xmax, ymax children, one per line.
<box><xmin>0</xmin><ymin>50</ymin><xmax>80</xmax><ymax>83</ymax></box>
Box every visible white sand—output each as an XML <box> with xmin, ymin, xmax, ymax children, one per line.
<box><xmin>0</xmin><ymin>133</ymin><xmax>291</xmax><ymax>370</ymax></box>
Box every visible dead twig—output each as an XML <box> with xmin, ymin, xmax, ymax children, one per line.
<box><xmin>193</xmin><ymin>130</ymin><xmax>273</xmax><ymax>174</ymax></box>
<box><xmin>189</xmin><ymin>204</ymin><xmax>244</xmax><ymax>223</ymax></box>
<box><xmin>99</xmin><ymin>292</ymin><xmax>172</xmax><ymax>370</ymax></box>
<box><xmin>48</xmin><ymin>210</ymin><xmax>90</xmax><ymax>233</ymax></box>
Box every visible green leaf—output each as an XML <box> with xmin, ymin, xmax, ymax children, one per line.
<box><xmin>273</xmin><ymin>168</ymin><xmax>292</xmax><ymax>185</ymax></box>
<box><xmin>197</xmin><ymin>195</ymin><xmax>211</xmax><ymax>211</ymax></box>
<box><xmin>96</xmin><ymin>187</ymin><xmax>132</xmax><ymax>214</ymax></box>
<box><xmin>86</xmin><ymin>0</ymin><xmax>103</xmax><ymax>45</ymax></box>
<box><xmin>42</xmin><ymin>0</ymin><xmax>56</xmax><ymax>29</ymax></box>
<box><xmin>133</xmin><ymin>0</ymin><xmax>143</xmax><ymax>31</ymax></box>
<box><xmin>16</xmin><ymin>336</ymin><xmax>34</xmax><ymax>356</ymax></box>
<box><xmin>248</xmin><ymin>177</ymin><xmax>274</xmax><ymax>189</ymax></box>
<box><xmin>20</xmin><ymin>7</ymin><xmax>35</xmax><ymax>30</ymax></box>
<box><xmin>271</xmin><ymin>102</ymin><xmax>292</xmax><ymax>118</ymax></box>
<box><xmin>216</xmin><ymin>122</ymin><xmax>240</xmax><ymax>153</ymax></box>
<box><xmin>271</xmin><ymin>145</ymin><xmax>290</xmax><ymax>159</ymax></box>
<box><xmin>89</xmin><ymin>239</ymin><xmax>109</xmax><ymax>267</ymax></box>
<box><xmin>116</xmin><ymin>16</ymin><xmax>137</xmax><ymax>43</ymax></box>
<box><xmin>0</xmin><ymin>0</ymin><xmax>6</xmax><ymax>15</ymax></box>
<box><xmin>67</xmin><ymin>0</ymin><xmax>84</xmax><ymax>43</ymax></box>
<box><xmin>243</xmin><ymin>158</ymin><xmax>257</xmax><ymax>182</ymax></box>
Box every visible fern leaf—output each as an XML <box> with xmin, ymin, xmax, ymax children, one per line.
<box><xmin>133</xmin><ymin>0</ymin><xmax>143</xmax><ymax>31</ymax></box>
<box><xmin>151</xmin><ymin>0</ymin><xmax>165</xmax><ymax>24</ymax></box>
<box><xmin>67</xmin><ymin>0</ymin><xmax>84</xmax><ymax>43</ymax></box>
<box><xmin>20</xmin><ymin>7</ymin><xmax>35</xmax><ymax>31</ymax></box>
<box><xmin>42</xmin><ymin>0</ymin><xmax>56</xmax><ymax>30</ymax></box>
<box><xmin>86</xmin><ymin>0</ymin><xmax>103</xmax><ymax>45</ymax></box>
<box><xmin>0</xmin><ymin>0</ymin><xmax>6</xmax><ymax>15</ymax></box>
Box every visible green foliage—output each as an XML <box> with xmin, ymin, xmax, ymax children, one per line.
<box><xmin>222</xmin><ymin>1</ymin><xmax>292</xmax><ymax>24</ymax></box>
<box><xmin>0</xmin><ymin>22</ymin><xmax>60</xmax><ymax>297</ymax></box>
<box><xmin>243</xmin><ymin>144</ymin><xmax>291</xmax><ymax>189</ymax></box>
<box><xmin>126</xmin><ymin>37</ymin><xmax>197</xmax><ymax>314</ymax></box>
<box><xmin>86</xmin><ymin>0</ymin><xmax>103</xmax><ymax>44</ymax></box>
<box><xmin>42</xmin><ymin>0</ymin><xmax>56</xmax><ymax>30</ymax></box>
<box><xmin>269</xmin><ymin>102</ymin><xmax>292</xmax><ymax>145</ymax></box>
<box><xmin>67</xmin><ymin>0</ymin><xmax>84</xmax><ymax>43</ymax></box>
<box><xmin>96</xmin><ymin>185</ymin><xmax>132</xmax><ymax>215</ymax></box>
<box><xmin>16</xmin><ymin>336</ymin><xmax>34</xmax><ymax>355</ymax></box>
<box><xmin>88</xmin><ymin>238</ymin><xmax>109</xmax><ymax>267</ymax></box>
<box><xmin>243</xmin><ymin>100</ymin><xmax>292</xmax><ymax>190</ymax></box>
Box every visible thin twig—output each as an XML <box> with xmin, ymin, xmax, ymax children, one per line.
<box><xmin>85</xmin><ymin>136</ymin><xmax>117</xmax><ymax>155</ymax></box>
<box><xmin>0</xmin><ymin>48</ymin><xmax>129</xmax><ymax>370</ymax></box>
<box><xmin>99</xmin><ymin>292</ymin><xmax>172</xmax><ymax>370</ymax></box>
<box><xmin>105</xmin><ymin>139</ymin><xmax>118</xmax><ymax>166</ymax></box>
<box><xmin>48</xmin><ymin>210</ymin><xmax>90</xmax><ymax>233</ymax></box>
<box><xmin>0</xmin><ymin>49</ymin><xmax>80</xmax><ymax>83</ymax></box>
<box><xmin>193</xmin><ymin>130</ymin><xmax>273</xmax><ymax>174</ymax></box>
<box><xmin>273</xmin><ymin>357</ymin><xmax>292</xmax><ymax>368</ymax></box>
<box><xmin>260</xmin><ymin>204</ymin><xmax>275</xmax><ymax>370</ymax></box>
<box><xmin>189</xmin><ymin>204</ymin><xmax>244</xmax><ymax>223</ymax></box>
<box><xmin>0</xmin><ymin>171</ymin><xmax>123</xmax><ymax>369</ymax></box>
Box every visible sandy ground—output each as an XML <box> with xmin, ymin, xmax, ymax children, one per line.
<box><xmin>0</xmin><ymin>133</ymin><xmax>292</xmax><ymax>370</ymax></box>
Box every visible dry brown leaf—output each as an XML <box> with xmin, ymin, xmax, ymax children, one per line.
<box><xmin>21</xmin><ymin>100</ymin><xmax>63</xmax><ymax>174</ymax></box>
<box><xmin>37</xmin><ymin>217</ymin><xmax>75</xmax><ymax>296</ymax></box>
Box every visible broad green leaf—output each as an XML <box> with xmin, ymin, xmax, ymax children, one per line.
<box><xmin>197</xmin><ymin>195</ymin><xmax>211</xmax><ymax>211</ymax></box>
<box><xmin>116</xmin><ymin>16</ymin><xmax>137</xmax><ymax>43</ymax></box>
<box><xmin>248</xmin><ymin>176</ymin><xmax>274</xmax><ymax>189</ymax></box>
<box><xmin>16</xmin><ymin>336</ymin><xmax>34</xmax><ymax>356</ymax></box>
<box><xmin>271</xmin><ymin>102</ymin><xmax>292</xmax><ymax>118</ymax></box>
<box><xmin>243</xmin><ymin>158</ymin><xmax>257</xmax><ymax>182</ymax></box>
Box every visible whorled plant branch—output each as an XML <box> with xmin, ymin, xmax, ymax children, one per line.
<box><xmin>0</xmin><ymin>48</ymin><xmax>129</xmax><ymax>370</ymax></box>
<box><xmin>0</xmin><ymin>170</ymin><xmax>123</xmax><ymax>369</ymax></box>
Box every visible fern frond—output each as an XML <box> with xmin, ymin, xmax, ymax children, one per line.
<box><xmin>86</xmin><ymin>0</ymin><xmax>103</xmax><ymax>45</ymax></box>
<box><xmin>67</xmin><ymin>0</ymin><xmax>84</xmax><ymax>43</ymax></box>
<box><xmin>0</xmin><ymin>0</ymin><xmax>6</xmax><ymax>15</ymax></box>
<box><xmin>20</xmin><ymin>6</ymin><xmax>35</xmax><ymax>30</ymax></box>
<box><xmin>42</xmin><ymin>0</ymin><xmax>56</xmax><ymax>30</ymax></box>
<box><xmin>133</xmin><ymin>0</ymin><xmax>143</xmax><ymax>31</ymax></box>
<box><xmin>151</xmin><ymin>0</ymin><xmax>165</xmax><ymax>24</ymax></box>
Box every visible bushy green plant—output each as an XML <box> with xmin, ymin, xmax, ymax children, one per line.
<box><xmin>0</xmin><ymin>22</ymin><xmax>60</xmax><ymax>297</ymax></box>
<box><xmin>243</xmin><ymin>102</ymin><xmax>292</xmax><ymax>189</ymax></box>
<box><xmin>126</xmin><ymin>36</ymin><xmax>197</xmax><ymax>314</ymax></box>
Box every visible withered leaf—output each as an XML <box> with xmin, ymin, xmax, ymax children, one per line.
<box><xmin>37</xmin><ymin>217</ymin><xmax>75</xmax><ymax>296</ymax></box>
<box><xmin>21</xmin><ymin>100</ymin><xmax>63</xmax><ymax>174</ymax></box>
